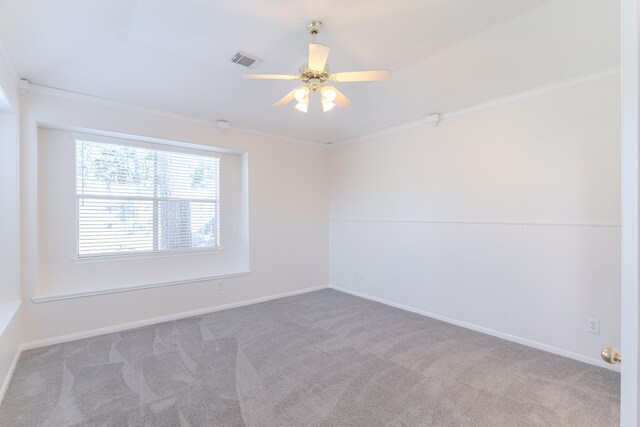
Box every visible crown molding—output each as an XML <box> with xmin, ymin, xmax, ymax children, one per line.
<box><xmin>444</xmin><ymin>65</ymin><xmax>621</xmax><ymax>120</ymax></box>
<box><xmin>331</xmin><ymin>66</ymin><xmax>622</xmax><ymax>147</ymax></box>
<box><xmin>23</xmin><ymin>82</ymin><xmax>324</xmax><ymax>147</ymax></box>
<box><xmin>21</xmin><ymin>65</ymin><xmax>621</xmax><ymax>148</ymax></box>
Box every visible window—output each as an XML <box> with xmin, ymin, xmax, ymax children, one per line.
<box><xmin>75</xmin><ymin>138</ymin><xmax>220</xmax><ymax>257</ymax></box>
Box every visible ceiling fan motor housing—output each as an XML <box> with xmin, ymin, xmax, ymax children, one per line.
<box><xmin>299</xmin><ymin>64</ymin><xmax>330</xmax><ymax>89</ymax></box>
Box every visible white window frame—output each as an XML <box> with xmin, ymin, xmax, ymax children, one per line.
<box><xmin>73</xmin><ymin>133</ymin><xmax>222</xmax><ymax>261</ymax></box>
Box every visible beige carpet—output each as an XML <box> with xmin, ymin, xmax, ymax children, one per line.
<box><xmin>0</xmin><ymin>289</ymin><xmax>620</xmax><ymax>426</ymax></box>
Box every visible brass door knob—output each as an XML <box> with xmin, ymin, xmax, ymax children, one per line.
<box><xmin>601</xmin><ymin>347</ymin><xmax>622</xmax><ymax>364</ymax></box>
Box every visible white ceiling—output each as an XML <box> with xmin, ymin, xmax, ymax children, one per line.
<box><xmin>0</xmin><ymin>0</ymin><xmax>620</xmax><ymax>143</ymax></box>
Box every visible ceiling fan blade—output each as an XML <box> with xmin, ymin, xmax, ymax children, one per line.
<box><xmin>308</xmin><ymin>43</ymin><xmax>330</xmax><ymax>71</ymax></box>
<box><xmin>273</xmin><ymin>88</ymin><xmax>298</xmax><ymax>107</ymax></box>
<box><xmin>333</xmin><ymin>87</ymin><xmax>352</xmax><ymax>107</ymax></box>
<box><xmin>243</xmin><ymin>73</ymin><xmax>300</xmax><ymax>80</ymax></box>
<box><xmin>331</xmin><ymin>70</ymin><xmax>391</xmax><ymax>82</ymax></box>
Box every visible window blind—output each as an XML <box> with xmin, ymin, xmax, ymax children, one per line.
<box><xmin>76</xmin><ymin>139</ymin><xmax>220</xmax><ymax>257</ymax></box>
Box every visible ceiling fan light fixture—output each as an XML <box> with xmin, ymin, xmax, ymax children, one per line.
<box><xmin>321</xmin><ymin>86</ymin><xmax>337</xmax><ymax>103</ymax></box>
<box><xmin>322</xmin><ymin>100</ymin><xmax>335</xmax><ymax>112</ymax></box>
<box><xmin>294</xmin><ymin>86</ymin><xmax>310</xmax><ymax>103</ymax></box>
<box><xmin>295</xmin><ymin>101</ymin><xmax>308</xmax><ymax>113</ymax></box>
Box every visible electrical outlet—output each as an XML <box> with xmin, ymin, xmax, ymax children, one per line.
<box><xmin>587</xmin><ymin>318</ymin><xmax>600</xmax><ymax>334</ymax></box>
<box><xmin>217</xmin><ymin>281</ymin><xmax>224</xmax><ymax>291</ymax></box>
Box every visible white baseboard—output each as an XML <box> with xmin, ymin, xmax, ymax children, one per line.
<box><xmin>329</xmin><ymin>285</ymin><xmax>619</xmax><ymax>372</ymax></box>
<box><xmin>22</xmin><ymin>284</ymin><xmax>329</xmax><ymax>351</ymax></box>
<box><xmin>0</xmin><ymin>345</ymin><xmax>21</xmax><ymax>404</ymax></box>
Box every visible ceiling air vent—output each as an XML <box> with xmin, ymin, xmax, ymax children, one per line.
<box><xmin>231</xmin><ymin>51</ymin><xmax>263</xmax><ymax>69</ymax></box>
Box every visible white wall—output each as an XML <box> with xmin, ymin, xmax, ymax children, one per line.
<box><xmin>37</xmin><ymin>129</ymin><xmax>244</xmax><ymax>295</ymax></box>
<box><xmin>0</xmin><ymin>112</ymin><xmax>20</xmax><ymax>303</ymax></box>
<box><xmin>329</xmin><ymin>75</ymin><xmax>621</xmax><ymax>367</ymax></box>
<box><xmin>21</xmin><ymin>90</ymin><xmax>329</xmax><ymax>343</ymax></box>
<box><xmin>0</xmin><ymin>49</ymin><xmax>21</xmax><ymax>400</ymax></box>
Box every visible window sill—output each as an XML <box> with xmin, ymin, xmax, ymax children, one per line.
<box><xmin>72</xmin><ymin>247</ymin><xmax>223</xmax><ymax>264</ymax></box>
<box><xmin>31</xmin><ymin>270</ymin><xmax>251</xmax><ymax>303</ymax></box>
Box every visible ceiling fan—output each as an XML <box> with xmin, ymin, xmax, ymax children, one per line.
<box><xmin>242</xmin><ymin>20</ymin><xmax>391</xmax><ymax>113</ymax></box>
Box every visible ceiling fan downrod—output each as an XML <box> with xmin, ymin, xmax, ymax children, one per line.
<box><xmin>306</xmin><ymin>20</ymin><xmax>323</xmax><ymax>42</ymax></box>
